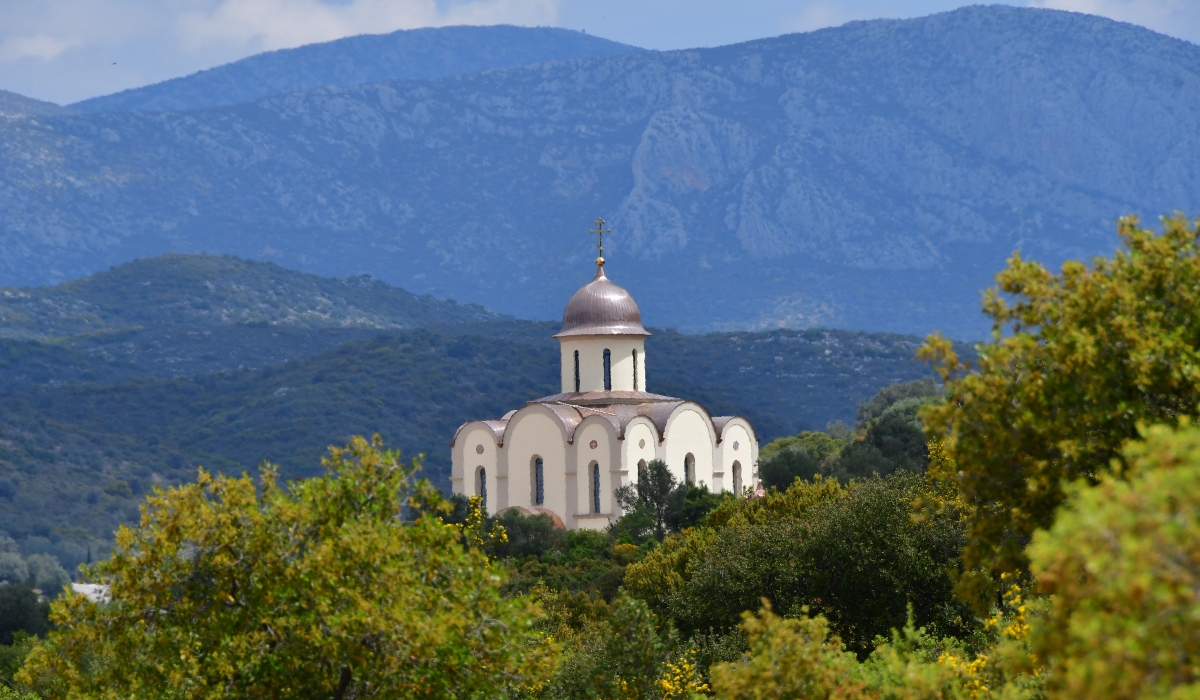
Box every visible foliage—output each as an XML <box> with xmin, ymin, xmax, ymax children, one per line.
<box><xmin>490</xmin><ymin>509</ymin><xmax>568</xmax><ymax>560</ymax></box>
<box><xmin>536</xmin><ymin>592</ymin><xmax>706</xmax><ymax>700</ymax></box>
<box><xmin>24</xmin><ymin>556</ymin><xmax>69</xmax><ymax>595</ymax></box>
<box><xmin>709</xmin><ymin>604</ymin><xmax>866</xmax><ymax>700</ymax></box>
<box><xmin>668</xmin><ymin>485</ymin><xmax>727</xmax><ymax>532</ymax></box>
<box><xmin>626</xmin><ymin>472</ymin><xmax>973</xmax><ymax>656</ymax></box>
<box><xmin>0</xmin><ymin>586</ymin><xmax>49</xmax><ymax>645</ymax></box>
<box><xmin>759</xmin><ymin>431</ymin><xmax>846</xmax><ymax>464</ymax></box>
<box><xmin>616</xmin><ymin>459</ymin><xmax>686</xmax><ymax>541</ymax></box>
<box><xmin>921</xmin><ymin>214</ymin><xmax>1200</xmax><ymax>600</ymax></box>
<box><xmin>1027</xmin><ymin>422</ymin><xmax>1200</xmax><ymax>699</ymax></box>
<box><xmin>0</xmin><ymin>632</ymin><xmax>39</xmax><ymax>691</ymax></box>
<box><xmin>16</xmin><ymin>436</ymin><xmax>552</xmax><ymax>699</ymax></box>
<box><xmin>758</xmin><ymin>442</ymin><xmax>822</xmax><ymax>490</ymax></box>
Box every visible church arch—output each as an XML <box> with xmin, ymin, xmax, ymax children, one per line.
<box><xmin>684</xmin><ymin>453</ymin><xmax>696</xmax><ymax>485</ymax></box>
<box><xmin>732</xmin><ymin>461</ymin><xmax>742</xmax><ymax>495</ymax></box>
<box><xmin>603</xmin><ymin>349</ymin><xmax>612</xmax><ymax>391</ymax></box>
<box><xmin>531</xmin><ymin>456</ymin><xmax>545</xmax><ymax>506</ymax></box>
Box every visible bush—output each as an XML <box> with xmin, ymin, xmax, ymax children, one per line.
<box><xmin>0</xmin><ymin>554</ymin><xmax>27</xmax><ymax>585</ymax></box>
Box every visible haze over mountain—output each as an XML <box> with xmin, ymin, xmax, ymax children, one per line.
<box><xmin>3</xmin><ymin>6</ymin><xmax>1199</xmax><ymax>338</ymax></box>
<box><xmin>71</xmin><ymin>26</ymin><xmax>642</xmax><ymax>114</ymax></box>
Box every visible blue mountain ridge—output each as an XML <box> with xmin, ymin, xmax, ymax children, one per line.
<box><xmin>2</xmin><ymin>6</ymin><xmax>1198</xmax><ymax>339</ymax></box>
<box><xmin>70</xmin><ymin>25</ymin><xmax>642</xmax><ymax>114</ymax></box>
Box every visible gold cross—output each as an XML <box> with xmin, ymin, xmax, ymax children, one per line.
<box><xmin>590</xmin><ymin>216</ymin><xmax>610</xmax><ymax>266</ymax></box>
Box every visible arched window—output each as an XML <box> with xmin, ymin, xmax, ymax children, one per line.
<box><xmin>732</xmin><ymin>460</ymin><xmax>742</xmax><ymax>496</ymax></box>
<box><xmin>632</xmin><ymin>349</ymin><xmax>639</xmax><ymax>390</ymax></box>
<box><xmin>532</xmin><ymin>457</ymin><xmax>545</xmax><ymax>505</ymax></box>
<box><xmin>574</xmin><ymin>350</ymin><xmax>580</xmax><ymax>392</ymax></box>
<box><xmin>477</xmin><ymin>467</ymin><xmax>487</xmax><ymax>511</ymax></box>
<box><xmin>603</xmin><ymin>349</ymin><xmax>612</xmax><ymax>391</ymax></box>
<box><xmin>684</xmin><ymin>453</ymin><xmax>695</xmax><ymax>485</ymax></box>
<box><xmin>637</xmin><ymin>459</ymin><xmax>647</xmax><ymax>484</ymax></box>
<box><xmin>593</xmin><ymin>462</ymin><xmax>602</xmax><ymax>513</ymax></box>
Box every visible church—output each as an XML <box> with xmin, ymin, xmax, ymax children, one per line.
<box><xmin>450</xmin><ymin>220</ymin><xmax>759</xmax><ymax>530</ymax></box>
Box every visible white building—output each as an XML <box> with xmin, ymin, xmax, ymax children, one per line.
<box><xmin>450</xmin><ymin>255</ymin><xmax>759</xmax><ymax>530</ymax></box>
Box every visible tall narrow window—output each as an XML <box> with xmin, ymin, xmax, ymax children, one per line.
<box><xmin>732</xmin><ymin>461</ymin><xmax>742</xmax><ymax>496</ymax></box>
<box><xmin>684</xmin><ymin>453</ymin><xmax>696</xmax><ymax>485</ymax></box>
<box><xmin>534</xmin><ymin>457</ymin><xmax>545</xmax><ymax>505</ymax></box>
<box><xmin>603</xmin><ymin>349</ymin><xmax>612</xmax><ymax>391</ymax></box>
<box><xmin>477</xmin><ymin>467</ymin><xmax>487</xmax><ymax>511</ymax></box>
<box><xmin>632</xmin><ymin>349</ymin><xmax>639</xmax><ymax>391</ymax></box>
<box><xmin>574</xmin><ymin>350</ymin><xmax>580</xmax><ymax>392</ymax></box>
<box><xmin>593</xmin><ymin>463</ymin><xmax>601</xmax><ymax>513</ymax></box>
<box><xmin>637</xmin><ymin>459</ymin><xmax>647</xmax><ymax>484</ymax></box>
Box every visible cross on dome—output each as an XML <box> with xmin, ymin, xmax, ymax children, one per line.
<box><xmin>589</xmin><ymin>216</ymin><xmax>610</xmax><ymax>267</ymax></box>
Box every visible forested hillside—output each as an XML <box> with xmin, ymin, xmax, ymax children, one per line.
<box><xmin>0</xmin><ymin>253</ymin><xmax>500</xmax><ymax>339</ymax></box>
<box><xmin>3</xmin><ymin>7</ymin><xmax>1198</xmax><ymax>337</ymax></box>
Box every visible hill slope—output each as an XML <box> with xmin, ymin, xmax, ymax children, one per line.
<box><xmin>0</xmin><ymin>90</ymin><xmax>71</xmax><ymax>118</ymax></box>
<box><xmin>0</xmin><ymin>321</ymin><xmax>942</xmax><ymax>566</ymax></box>
<box><xmin>4</xmin><ymin>7</ymin><xmax>1198</xmax><ymax>337</ymax></box>
<box><xmin>0</xmin><ymin>253</ymin><xmax>501</xmax><ymax>339</ymax></box>
<box><xmin>71</xmin><ymin>26</ymin><xmax>642</xmax><ymax>113</ymax></box>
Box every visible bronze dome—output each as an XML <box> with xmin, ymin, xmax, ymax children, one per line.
<box><xmin>554</xmin><ymin>266</ymin><xmax>650</xmax><ymax>338</ymax></box>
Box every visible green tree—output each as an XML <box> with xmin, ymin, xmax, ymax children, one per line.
<box><xmin>759</xmin><ymin>442</ymin><xmax>822</xmax><ymax>490</ymax></box>
<box><xmin>1027</xmin><ymin>422</ymin><xmax>1200</xmax><ymax>699</ymax></box>
<box><xmin>625</xmin><ymin>473</ymin><xmax>972</xmax><ymax>656</ymax></box>
<box><xmin>922</xmin><ymin>214</ymin><xmax>1200</xmax><ymax>601</ymax></box>
<box><xmin>615</xmin><ymin>459</ymin><xmax>685</xmax><ymax>540</ymax></box>
<box><xmin>0</xmin><ymin>586</ymin><xmax>49</xmax><ymax>645</ymax></box>
<box><xmin>709</xmin><ymin>604</ymin><xmax>865</xmax><ymax>700</ymax></box>
<box><xmin>17</xmin><ymin>436</ymin><xmax>553</xmax><ymax>699</ymax></box>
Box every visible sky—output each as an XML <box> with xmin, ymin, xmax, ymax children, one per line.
<box><xmin>1</xmin><ymin>0</ymin><xmax>1197</xmax><ymax>105</ymax></box>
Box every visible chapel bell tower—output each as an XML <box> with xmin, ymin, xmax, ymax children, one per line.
<box><xmin>552</xmin><ymin>217</ymin><xmax>650</xmax><ymax>395</ymax></box>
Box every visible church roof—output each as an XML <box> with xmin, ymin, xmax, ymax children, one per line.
<box><xmin>553</xmin><ymin>266</ymin><xmax>650</xmax><ymax>338</ymax></box>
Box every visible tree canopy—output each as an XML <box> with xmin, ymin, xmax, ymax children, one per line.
<box><xmin>922</xmin><ymin>214</ymin><xmax>1200</xmax><ymax>598</ymax></box>
<box><xmin>16</xmin><ymin>436</ymin><xmax>552</xmax><ymax>699</ymax></box>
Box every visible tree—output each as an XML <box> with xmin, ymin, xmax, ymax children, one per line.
<box><xmin>1027</xmin><ymin>422</ymin><xmax>1200</xmax><ymax>699</ymax></box>
<box><xmin>709</xmin><ymin>604</ymin><xmax>865</xmax><ymax>700</ymax></box>
<box><xmin>615</xmin><ymin>459</ymin><xmax>685</xmax><ymax>540</ymax></box>
<box><xmin>0</xmin><ymin>585</ymin><xmax>49</xmax><ymax>645</ymax></box>
<box><xmin>922</xmin><ymin>214</ymin><xmax>1200</xmax><ymax>601</ymax></box>
<box><xmin>758</xmin><ymin>442</ymin><xmax>822</xmax><ymax>490</ymax></box>
<box><xmin>17</xmin><ymin>436</ymin><xmax>553</xmax><ymax>699</ymax></box>
<box><xmin>25</xmin><ymin>554</ymin><xmax>69</xmax><ymax>595</ymax></box>
<box><xmin>625</xmin><ymin>473</ymin><xmax>972</xmax><ymax>656</ymax></box>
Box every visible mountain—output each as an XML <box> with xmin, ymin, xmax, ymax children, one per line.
<box><xmin>0</xmin><ymin>321</ymin><xmax>944</xmax><ymax>568</ymax></box>
<box><xmin>0</xmin><ymin>90</ymin><xmax>71</xmax><ymax>118</ymax></box>
<box><xmin>71</xmin><ymin>26</ymin><xmax>642</xmax><ymax>114</ymax></box>
<box><xmin>0</xmin><ymin>253</ymin><xmax>501</xmax><ymax>340</ymax></box>
<box><xmin>4</xmin><ymin>6</ymin><xmax>1199</xmax><ymax>338</ymax></box>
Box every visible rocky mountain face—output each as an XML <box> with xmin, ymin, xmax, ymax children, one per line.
<box><xmin>2</xmin><ymin>6</ymin><xmax>1198</xmax><ymax>338</ymax></box>
<box><xmin>71</xmin><ymin>26</ymin><xmax>641</xmax><ymax>114</ymax></box>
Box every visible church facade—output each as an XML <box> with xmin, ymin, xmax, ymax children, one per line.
<box><xmin>450</xmin><ymin>245</ymin><xmax>759</xmax><ymax>530</ymax></box>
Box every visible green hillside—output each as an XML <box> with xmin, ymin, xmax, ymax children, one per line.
<box><xmin>0</xmin><ymin>253</ymin><xmax>501</xmax><ymax>340</ymax></box>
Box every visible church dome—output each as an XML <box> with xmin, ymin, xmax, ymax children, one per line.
<box><xmin>554</xmin><ymin>266</ymin><xmax>650</xmax><ymax>338</ymax></box>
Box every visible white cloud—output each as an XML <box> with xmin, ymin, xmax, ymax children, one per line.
<box><xmin>0</xmin><ymin>34</ymin><xmax>71</xmax><ymax>64</ymax></box>
<box><xmin>1028</xmin><ymin>0</ymin><xmax>1199</xmax><ymax>41</ymax></box>
<box><xmin>177</xmin><ymin>0</ymin><xmax>557</xmax><ymax>54</ymax></box>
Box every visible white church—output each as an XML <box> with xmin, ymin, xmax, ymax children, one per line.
<box><xmin>450</xmin><ymin>221</ymin><xmax>759</xmax><ymax>530</ymax></box>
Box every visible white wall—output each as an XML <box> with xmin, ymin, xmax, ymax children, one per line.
<box><xmin>558</xmin><ymin>336</ymin><xmax>647</xmax><ymax>393</ymax></box>
<box><xmin>504</xmin><ymin>409</ymin><xmax>570</xmax><ymax>522</ymax></box>
<box><xmin>451</xmin><ymin>423</ymin><xmax>499</xmax><ymax>514</ymax></box>
<box><xmin>573</xmin><ymin>418</ymin><xmax>619</xmax><ymax>529</ymax></box>
<box><xmin>716</xmin><ymin>421</ymin><xmax>757</xmax><ymax>494</ymax></box>
<box><xmin>663</xmin><ymin>406</ymin><xmax>716</xmax><ymax>489</ymax></box>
